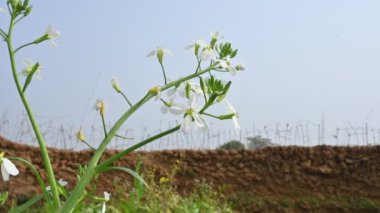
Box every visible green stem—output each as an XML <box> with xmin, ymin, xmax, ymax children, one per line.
<box><xmin>9</xmin><ymin>157</ymin><xmax>53</xmax><ymax>209</ymax></box>
<box><xmin>0</xmin><ymin>29</ymin><xmax>7</xmax><ymax>40</ymax></box>
<box><xmin>120</xmin><ymin>91</ymin><xmax>133</xmax><ymax>107</ymax></box>
<box><xmin>97</xmin><ymin>125</ymin><xmax>180</xmax><ymax>171</ymax></box>
<box><xmin>61</xmin><ymin>66</ymin><xmax>214</xmax><ymax>212</ymax></box>
<box><xmin>6</xmin><ymin>15</ymin><xmax>61</xmax><ymax>210</ymax></box>
<box><xmin>202</xmin><ymin>112</ymin><xmax>220</xmax><ymax>119</ymax></box>
<box><xmin>160</xmin><ymin>62</ymin><xmax>168</xmax><ymax>85</ymax></box>
<box><xmin>14</xmin><ymin>41</ymin><xmax>36</xmax><ymax>53</ymax></box>
<box><xmin>82</xmin><ymin>140</ymin><xmax>96</xmax><ymax>151</ymax></box>
<box><xmin>100</xmin><ymin>114</ymin><xmax>107</xmax><ymax>138</ymax></box>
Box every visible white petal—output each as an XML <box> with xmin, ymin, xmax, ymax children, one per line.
<box><xmin>3</xmin><ymin>158</ymin><xmax>19</xmax><ymax>176</ymax></box>
<box><xmin>162</xmin><ymin>48</ymin><xmax>173</xmax><ymax>57</ymax></box>
<box><xmin>184</xmin><ymin>44</ymin><xmax>194</xmax><ymax>50</ymax></box>
<box><xmin>181</xmin><ymin>116</ymin><xmax>193</xmax><ymax>133</ymax></box>
<box><xmin>192</xmin><ymin>112</ymin><xmax>207</xmax><ymax>129</ymax></box>
<box><xmin>169</xmin><ymin>105</ymin><xmax>186</xmax><ymax>115</ymax></box>
<box><xmin>146</xmin><ymin>50</ymin><xmax>156</xmax><ymax>57</ymax></box>
<box><xmin>160</xmin><ymin>105</ymin><xmax>169</xmax><ymax>114</ymax></box>
<box><xmin>1</xmin><ymin>164</ymin><xmax>9</xmax><ymax>181</ymax></box>
<box><xmin>58</xmin><ymin>179</ymin><xmax>68</xmax><ymax>187</ymax></box>
<box><xmin>166</xmin><ymin>87</ymin><xmax>177</xmax><ymax>96</ymax></box>
<box><xmin>104</xmin><ymin>191</ymin><xmax>111</xmax><ymax>201</ymax></box>
<box><xmin>101</xmin><ymin>202</ymin><xmax>106</xmax><ymax>213</ymax></box>
<box><xmin>232</xmin><ymin>117</ymin><xmax>240</xmax><ymax>132</ymax></box>
<box><xmin>226</xmin><ymin>101</ymin><xmax>236</xmax><ymax>114</ymax></box>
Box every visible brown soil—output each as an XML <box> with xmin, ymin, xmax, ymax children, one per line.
<box><xmin>0</xmin><ymin>136</ymin><xmax>379</xmax><ymax>212</ymax></box>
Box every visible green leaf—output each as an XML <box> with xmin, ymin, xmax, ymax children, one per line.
<box><xmin>22</xmin><ymin>62</ymin><xmax>39</xmax><ymax>93</ymax></box>
<box><xmin>97</xmin><ymin>166</ymin><xmax>149</xmax><ymax>189</ymax></box>
<box><xmin>0</xmin><ymin>191</ymin><xmax>8</xmax><ymax>207</ymax></box>
<box><xmin>9</xmin><ymin>193</ymin><xmax>45</xmax><ymax>213</ymax></box>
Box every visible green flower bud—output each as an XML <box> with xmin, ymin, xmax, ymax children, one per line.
<box><xmin>24</xmin><ymin>6</ymin><xmax>32</xmax><ymax>16</ymax></box>
<box><xmin>218</xmin><ymin>113</ymin><xmax>236</xmax><ymax>120</ymax></box>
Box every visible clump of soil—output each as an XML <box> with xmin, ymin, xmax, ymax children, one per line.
<box><xmin>0</xmin><ymin>136</ymin><xmax>379</xmax><ymax>212</ymax></box>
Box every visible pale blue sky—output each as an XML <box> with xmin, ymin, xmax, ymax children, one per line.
<box><xmin>1</xmin><ymin>1</ymin><xmax>380</xmax><ymax>143</ymax></box>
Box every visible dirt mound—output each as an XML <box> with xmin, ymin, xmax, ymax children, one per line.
<box><xmin>0</xmin><ymin>136</ymin><xmax>379</xmax><ymax>212</ymax></box>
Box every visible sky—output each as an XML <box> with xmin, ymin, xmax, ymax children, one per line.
<box><xmin>1</xmin><ymin>1</ymin><xmax>380</xmax><ymax>146</ymax></box>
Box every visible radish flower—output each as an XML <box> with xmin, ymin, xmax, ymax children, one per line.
<box><xmin>101</xmin><ymin>191</ymin><xmax>111</xmax><ymax>213</ymax></box>
<box><xmin>21</xmin><ymin>58</ymin><xmax>42</xmax><ymax>80</ymax></box>
<box><xmin>216</xmin><ymin>57</ymin><xmax>237</xmax><ymax>75</ymax></box>
<box><xmin>76</xmin><ymin>130</ymin><xmax>86</xmax><ymax>142</ymax></box>
<box><xmin>147</xmin><ymin>47</ymin><xmax>173</xmax><ymax>64</ymax></box>
<box><xmin>181</xmin><ymin>97</ymin><xmax>208</xmax><ymax>133</ymax></box>
<box><xmin>94</xmin><ymin>99</ymin><xmax>106</xmax><ymax>116</ymax></box>
<box><xmin>46</xmin><ymin>179</ymin><xmax>67</xmax><ymax>191</ymax></box>
<box><xmin>0</xmin><ymin>155</ymin><xmax>19</xmax><ymax>181</ymax></box>
<box><xmin>45</xmin><ymin>25</ymin><xmax>60</xmax><ymax>47</ymax></box>
<box><xmin>160</xmin><ymin>98</ymin><xmax>186</xmax><ymax>115</ymax></box>
<box><xmin>111</xmin><ymin>77</ymin><xmax>121</xmax><ymax>93</ymax></box>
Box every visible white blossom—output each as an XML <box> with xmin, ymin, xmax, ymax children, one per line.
<box><xmin>45</xmin><ymin>25</ymin><xmax>60</xmax><ymax>47</ymax></box>
<box><xmin>216</xmin><ymin>57</ymin><xmax>237</xmax><ymax>75</ymax></box>
<box><xmin>147</xmin><ymin>47</ymin><xmax>173</xmax><ymax>63</ymax></box>
<box><xmin>21</xmin><ymin>58</ymin><xmax>42</xmax><ymax>80</ymax></box>
<box><xmin>46</xmin><ymin>179</ymin><xmax>67</xmax><ymax>191</ymax></box>
<box><xmin>160</xmin><ymin>98</ymin><xmax>186</xmax><ymax>115</ymax></box>
<box><xmin>1</xmin><ymin>158</ymin><xmax>19</xmax><ymax>181</ymax></box>
<box><xmin>101</xmin><ymin>191</ymin><xmax>111</xmax><ymax>213</ymax></box>
<box><xmin>226</xmin><ymin>100</ymin><xmax>240</xmax><ymax>132</ymax></box>
<box><xmin>180</xmin><ymin>97</ymin><xmax>208</xmax><ymax>133</ymax></box>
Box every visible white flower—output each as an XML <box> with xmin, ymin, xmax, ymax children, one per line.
<box><xmin>111</xmin><ymin>77</ymin><xmax>121</xmax><ymax>93</ymax></box>
<box><xmin>168</xmin><ymin>81</ymin><xmax>203</xmax><ymax>98</ymax></box>
<box><xmin>199</xmin><ymin>46</ymin><xmax>216</xmax><ymax>61</ymax></box>
<box><xmin>160</xmin><ymin>98</ymin><xmax>186</xmax><ymax>115</ymax></box>
<box><xmin>147</xmin><ymin>47</ymin><xmax>173</xmax><ymax>64</ymax></box>
<box><xmin>101</xmin><ymin>191</ymin><xmax>111</xmax><ymax>213</ymax></box>
<box><xmin>45</xmin><ymin>25</ymin><xmax>60</xmax><ymax>47</ymax></box>
<box><xmin>210</xmin><ymin>31</ymin><xmax>221</xmax><ymax>40</ymax></box>
<box><xmin>180</xmin><ymin>97</ymin><xmax>208</xmax><ymax>133</ymax></box>
<box><xmin>21</xmin><ymin>58</ymin><xmax>42</xmax><ymax>80</ymax></box>
<box><xmin>46</xmin><ymin>179</ymin><xmax>68</xmax><ymax>191</ymax></box>
<box><xmin>226</xmin><ymin>100</ymin><xmax>240</xmax><ymax>132</ymax></box>
<box><xmin>1</xmin><ymin>158</ymin><xmax>19</xmax><ymax>181</ymax></box>
<box><xmin>94</xmin><ymin>99</ymin><xmax>106</xmax><ymax>116</ymax></box>
<box><xmin>216</xmin><ymin>57</ymin><xmax>237</xmax><ymax>75</ymax></box>
<box><xmin>185</xmin><ymin>39</ymin><xmax>207</xmax><ymax>57</ymax></box>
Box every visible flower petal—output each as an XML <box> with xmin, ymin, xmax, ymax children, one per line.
<box><xmin>1</xmin><ymin>164</ymin><xmax>9</xmax><ymax>181</ymax></box>
<box><xmin>3</xmin><ymin>158</ymin><xmax>19</xmax><ymax>176</ymax></box>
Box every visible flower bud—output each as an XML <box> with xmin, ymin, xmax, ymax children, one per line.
<box><xmin>76</xmin><ymin>130</ymin><xmax>86</xmax><ymax>142</ymax></box>
<box><xmin>111</xmin><ymin>78</ymin><xmax>121</xmax><ymax>93</ymax></box>
<box><xmin>94</xmin><ymin>99</ymin><xmax>106</xmax><ymax>116</ymax></box>
<box><xmin>218</xmin><ymin>113</ymin><xmax>236</xmax><ymax>120</ymax></box>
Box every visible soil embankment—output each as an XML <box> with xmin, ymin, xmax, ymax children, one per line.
<box><xmin>0</xmin><ymin>136</ymin><xmax>379</xmax><ymax>212</ymax></box>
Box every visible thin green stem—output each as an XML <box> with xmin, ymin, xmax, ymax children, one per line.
<box><xmin>61</xmin><ymin>66</ymin><xmax>214</xmax><ymax>212</ymax></box>
<box><xmin>115</xmin><ymin>134</ymin><xmax>133</xmax><ymax>140</ymax></box>
<box><xmin>202</xmin><ymin>112</ymin><xmax>220</xmax><ymax>119</ymax></box>
<box><xmin>194</xmin><ymin>58</ymin><xmax>201</xmax><ymax>74</ymax></box>
<box><xmin>9</xmin><ymin>157</ymin><xmax>53</xmax><ymax>209</ymax></box>
<box><xmin>160</xmin><ymin>62</ymin><xmax>168</xmax><ymax>85</ymax></box>
<box><xmin>100</xmin><ymin>114</ymin><xmax>107</xmax><ymax>138</ymax></box>
<box><xmin>14</xmin><ymin>41</ymin><xmax>36</xmax><ymax>53</ymax></box>
<box><xmin>82</xmin><ymin>140</ymin><xmax>96</xmax><ymax>151</ymax></box>
<box><xmin>120</xmin><ymin>91</ymin><xmax>132</xmax><ymax>107</ymax></box>
<box><xmin>6</xmin><ymin>15</ymin><xmax>61</xmax><ymax>210</ymax></box>
<box><xmin>97</xmin><ymin>125</ymin><xmax>180</xmax><ymax>171</ymax></box>
<box><xmin>0</xmin><ymin>29</ymin><xmax>7</xmax><ymax>40</ymax></box>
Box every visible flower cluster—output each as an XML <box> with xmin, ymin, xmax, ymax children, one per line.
<box><xmin>153</xmin><ymin>32</ymin><xmax>243</xmax><ymax>134</ymax></box>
